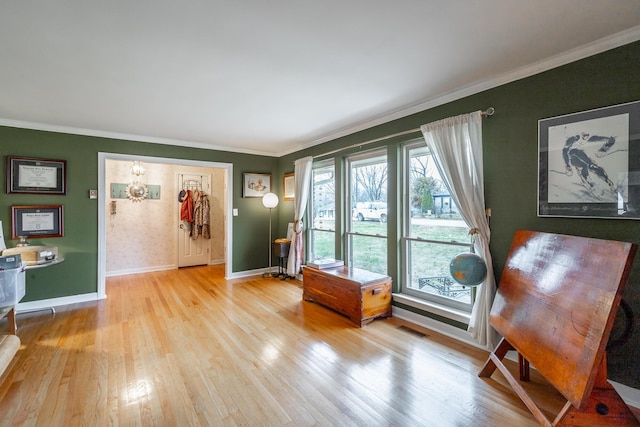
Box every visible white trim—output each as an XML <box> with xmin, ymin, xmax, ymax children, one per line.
<box><xmin>105</xmin><ymin>264</ymin><xmax>176</xmax><ymax>278</ymax></box>
<box><xmin>0</xmin><ymin>118</ymin><xmax>276</xmax><ymax>158</ymax></box>
<box><xmin>224</xmin><ymin>268</ymin><xmax>288</xmax><ymax>280</ymax></box>
<box><xmin>611</xmin><ymin>380</ymin><xmax>640</xmax><ymax>410</ymax></box>
<box><xmin>105</xmin><ymin>261</ymin><xmax>226</xmax><ymax>277</ymax></box>
<box><xmin>283</xmin><ymin>26</ymin><xmax>640</xmax><ymax>156</ymax></box>
<box><xmin>392</xmin><ymin>306</ymin><xmax>487</xmax><ymax>351</ymax></box>
<box><xmin>225</xmin><ymin>268</ymin><xmax>268</xmax><ymax>280</ymax></box>
<box><xmin>393</xmin><ymin>293</ymin><xmax>471</xmax><ymax>325</ymax></box>
<box><xmin>98</xmin><ymin>153</ymin><xmax>233</xmax><ymax>300</ymax></box>
<box><xmin>16</xmin><ymin>292</ymin><xmax>102</xmax><ymax>313</ymax></box>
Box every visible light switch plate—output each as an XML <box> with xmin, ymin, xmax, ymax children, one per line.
<box><xmin>89</xmin><ymin>189</ymin><xmax>98</xmax><ymax>199</ymax></box>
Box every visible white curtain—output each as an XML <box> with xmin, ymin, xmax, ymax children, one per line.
<box><xmin>420</xmin><ymin>111</ymin><xmax>499</xmax><ymax>349</ymax></box>
<box><xmin>287</xmin><ymin>156</ymin><xmax>313</xmax><ymax>277</ymax></box>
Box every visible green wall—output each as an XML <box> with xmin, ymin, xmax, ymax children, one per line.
<box><xmin>279</xmin><ymin>41</ymin><xmax>640</xmax><ymax>387</ymax></box>
<box><xmin>0</xmin><ymin>128</ymin><xmax>278</xmax><ymax>300</ymax></box>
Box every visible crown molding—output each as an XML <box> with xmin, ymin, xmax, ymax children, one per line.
<box><xmin>0</xmin><ymin>118</ymin><xmax>278</xmax><ymax>158</ymax></box>
<box><xmin>279</xmin><ymin>26</ymin><xmax>640</xmax><ymax>157</ymax></box>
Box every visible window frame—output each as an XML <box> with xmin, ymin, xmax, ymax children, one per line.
<box><xmin>400</xmin><ymin>140</ymin><xmax>476</xmax><ymax>313</ymax></box>
<box><xmin>308</xmin><ymin>160</ymin><xmax>336</xmax><ymax>261</ymax></box>
<box><xmin>345</xmin><ymin>150</ymin><xmax>388</xmax><ymax>273</ymax></box>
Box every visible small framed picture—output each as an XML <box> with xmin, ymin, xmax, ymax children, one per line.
<box><xmin>283</xmin><ymin>173</ymin><xmax>295</xmax><ymax>200</ymax></box>
<box><xmin>11</xmin><ymin>205</ymin><xmax>64</xmax><ymax>239</ymax></box>
<box><xmin>243</xmin><ymin>173</ymin><xmax>271</xmax><ymax>198</ymax></box>
<box><xmin>7</xmin><ymin>156</ymin><xmax>67</xmax><ymax>194</ymax></box>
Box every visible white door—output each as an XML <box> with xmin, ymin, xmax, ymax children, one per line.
<box><xmin>178</xmin><ymin>173</ymin><xmax>211</xmax><ymax>267</ymax></box>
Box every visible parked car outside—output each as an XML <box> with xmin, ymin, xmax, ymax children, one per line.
<box><xmin>353</xmin><ymin>202</ymin><xmax>387</xmax><ymax>223</ymax></box>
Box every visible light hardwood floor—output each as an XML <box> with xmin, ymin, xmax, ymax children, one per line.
<box><xmin>0</xmin><ymin>265</ymin><xmax>623</xmax><ymax>426</ymax></box>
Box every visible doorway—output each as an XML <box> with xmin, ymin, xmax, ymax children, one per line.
<box><xmin>98</xmin><ymin>152</ymin><xmax>233</xmax><ymax>300</ymax></box>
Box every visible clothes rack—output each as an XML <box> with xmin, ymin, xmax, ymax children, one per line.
<box><xmin>182</xmin><ymin>177</ymin><xmax>203</xmax><ymax>191</ymax></box>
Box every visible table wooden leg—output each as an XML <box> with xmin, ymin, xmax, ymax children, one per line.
<box><xmin>479</xmin><ymin>338</ymin><xmax>513</xmax><ymax>378</ymax></box>
<box><xmin>8</xmin><ymin>307</ymin><xmax>17</xmax><ymax>335</ymax></box>
<box><xmin>519</xmin><ymin>353</ymin><xmax>530</xmax><ymax>381</ymax></box>
<box><xmin>1</xmin><ymin>307</ymin><xmax>17</xmax><ymax>335</ymax></box>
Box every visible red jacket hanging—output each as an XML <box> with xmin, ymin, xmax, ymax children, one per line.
<box><xmin>180</xmin><ymin>189</ymin><xmax>193</xmax><ymax>222</ymax></box>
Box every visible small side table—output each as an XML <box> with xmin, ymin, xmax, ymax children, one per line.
<box><xmin>3</xmin><ymin>258</ymin><xmax>66</xmax><ymax>333</ymax></box>
<box><xmin>10</xmin><ymin>258</ymin><xmax>64</xmax><ymax>335</ymax></box>
<box><xmin>19</xmin><ymin>258</ymin><xmax>65</xmax><ymax>316</ymax></box>
<box><xmin>271</xmin><ymin>241</ymin><xmax>292</xmax><ymax>279</ymax></box>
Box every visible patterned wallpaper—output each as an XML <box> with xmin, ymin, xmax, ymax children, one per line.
<box><xmin>105</xmin><ymin>160</ymin><xmax>225</xmax><ymax>275</ymax></box>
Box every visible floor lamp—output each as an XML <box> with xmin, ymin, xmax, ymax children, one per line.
<box><xmin>262</xmin><ymin>192</ymin><xmax>279</xmax><ymax>278</ymax></box>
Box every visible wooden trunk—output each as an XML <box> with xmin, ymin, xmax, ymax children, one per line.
<box><xmin>302</xmin><ymin>266</ymin><xmax>392</xmax><ymax>327</ymax></box>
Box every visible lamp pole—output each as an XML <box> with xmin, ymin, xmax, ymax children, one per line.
<box><xmin>262</xmin><ymin>192</ymin><xmax>279</xmax><ymax>278</ymax></box>
<box><xmin>266</xmin><ymin>206</ymin><xmax>274</xmax><ymax>277</ymax></box>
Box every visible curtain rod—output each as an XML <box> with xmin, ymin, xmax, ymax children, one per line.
<box><xmin>313</xmin><ymin>107</ymin><xmax>495</xmax><ymax>159</ymax></box>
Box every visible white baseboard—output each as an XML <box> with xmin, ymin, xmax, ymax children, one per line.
<box><xmin>393</xmin><ymin>306</ymin><xmax>640</xmax><ymax>410</ymax></box>
<box><xmin>224</xmin><ymin>268</ymin><xmax>301</xmax><ymax>281</ymax></box>
<box><xmin>105</xmin><ymin>264</ymin><xmax>176</xmax><ymax>277</ymax></box>
<box><xmin>611</xmin><ymin>380</ymin><xmax>640</xmax><ymax>410</ymax></box>
<box><xmin>393</xmin><ymin>293</ymin><xmax>471</xmax><ymax>325</ymax></box>
<box><xmin>107</xmin><ymin>262</ymin><xmax>225</xmax><ymax>277</ymax></box>
<box><xmin>392</xmin><ymin>306</ymin><xmax>485</xmax><ymax>350</ymax></box>
<box><xmin>226</xmin><ymin>268</ymin><xmax>271</xmax><ymax>279</ymax></box>
<box><xmin>16</xmin><ymin>292</ymin><xmax>103</xmax><ymax>313</ymax></box>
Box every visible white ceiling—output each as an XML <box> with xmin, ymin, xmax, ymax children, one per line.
<box><xmin>1</xmin><ymin>1</ymin><xmax>639</xmax><ymax>157</ymax></box>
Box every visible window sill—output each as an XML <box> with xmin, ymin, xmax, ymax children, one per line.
<box><xmin>392</xmin><ymin>293</ymin><xmax>471</xmax><ymax>325</ymax></box>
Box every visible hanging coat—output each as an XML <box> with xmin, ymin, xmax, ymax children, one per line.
<box><xmin>191</xmin><ymin>190</ymin><xmax>211</xmax><ymax>239</ymax></box>
<box><xmin>180</xmin><ymin>189</ymin><xmax>194</xmax><ymax>222</ymax></box>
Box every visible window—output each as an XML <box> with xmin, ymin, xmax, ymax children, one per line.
<box><xmin>309</xmin><ymin>161</ymin><xmax>335</xmax><ymax>261</ymax></box>
<box><xmin>346</xmin><ymin>151</ymin><xmax>387</xmax><ymax>275</ymax></box>
<box><xmin>402</xmin><ymin>142</ymin><xmax>475</xmax><ymax>311</ymax></box>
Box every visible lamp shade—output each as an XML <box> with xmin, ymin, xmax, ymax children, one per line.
<box><xmin>262</xmin><ymin>192</ymin><xmax>279</xmax><ymax>208</ymax></box>
<box><xmin>131</xmin><ymin>160</ymin><xmax>145</xmax><ymax>176</ymax></box>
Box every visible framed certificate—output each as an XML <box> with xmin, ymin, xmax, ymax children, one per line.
<box><xmin>11</xmin><ymin>205</ymin><xmax>64</xmax><ymax>239</ymax></box>
<box><xmin>7</xmin><ymin>156</ymin><xmax>67</xmax><ymax>194</ymax></box>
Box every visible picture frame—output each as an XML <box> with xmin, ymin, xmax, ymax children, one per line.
<box><xmin>283</xmin><ymin>173</ymin><xmax>295</xmax><ymax>200</ymax></box>
<box><xmin>538</xmin><ymin>100</ymin><xmax>640</xmax><ymax>219</ymax></box>
<box><xmin>7</xmin><ymin>156</ymin><xmax>67</xmax><ymax>195</ymax></box>
<box><xmin>11</xmin><ymin>205</ymin><xmax>64</xmax><ymax>239</ymax></box>
<box><xmin>242</xmin><ymin>173</ymin><xmax>271</xmax><ymax>198</ymax></box>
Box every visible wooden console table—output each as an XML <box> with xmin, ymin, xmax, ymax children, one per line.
<box><xmin>302</xmin><ymin>265</ymin><xmax>392</xmax><ymax>327</ymax></box>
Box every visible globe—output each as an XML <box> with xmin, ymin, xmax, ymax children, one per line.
<box><xmin>449</xmin><ymin>253</ymin><xmax>487</xmax><ymax>286</ymax></box>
